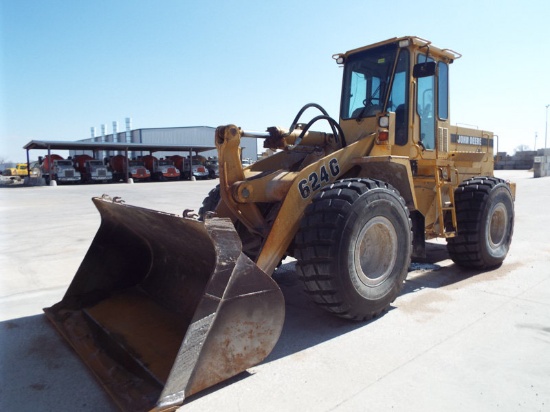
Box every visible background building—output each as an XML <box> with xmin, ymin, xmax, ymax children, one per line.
<box><xmin>71</xmin><ymin>124</ymin><xmax>259</xmax><ymax>162</ymax></box>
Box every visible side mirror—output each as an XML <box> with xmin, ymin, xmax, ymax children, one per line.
<box><xmin>413</xmin><ymin>61</ymin><xmax>436</xmax><ymax>78</ymax></box>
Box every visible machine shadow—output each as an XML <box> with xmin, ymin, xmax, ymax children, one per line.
<box><xmin>267</xmin><ymin>242</ymin><xmax>487</xmax><ymax>365</ymax></box>
<box><xmin>0</xmin><ymin>314</ymin><xmax>117</xmax><ymax>412</ymax></box>
<box><xmin>401</xmin><ymin>240</ymin><xmax>488</xmax><ymax>296</ymax></box>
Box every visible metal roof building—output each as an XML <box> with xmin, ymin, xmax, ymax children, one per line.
<box><xmin>72</xmin><ymin>126</ymin><xmax>259</xmax><ymax>161</ymax></box>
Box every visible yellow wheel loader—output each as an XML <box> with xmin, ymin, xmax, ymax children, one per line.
<box><xmin>44</xmin><ymin>36</ymin><xmax>515</xmax><ymax>411</ymax></box>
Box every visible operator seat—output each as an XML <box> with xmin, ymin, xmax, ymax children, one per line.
<box><xmin>352</xmin><ymin>104</ymin><xmax>382</xmax><ymax>119</ymax></box>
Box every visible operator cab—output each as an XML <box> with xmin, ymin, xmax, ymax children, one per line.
<box><xmin>335</xmin><ymin>36</ymin><xmax>461</xmax><ymax>158</ymax></box>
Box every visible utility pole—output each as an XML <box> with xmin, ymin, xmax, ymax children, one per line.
<box><xmin>546</xmin><ymin>104</ymin><xmax>549</xmax><ymax>150</ymax></box>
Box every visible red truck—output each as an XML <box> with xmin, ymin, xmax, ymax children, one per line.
<box><xmin>109</xmin><ymin>155</ymin><xmax>151</xmax><ymax>182</ymax></box>
<box><xmin>142</xmin><ymin>155</ymin><xmax>180</xmax><ymax>181</ymax></box>
<box><xmin>169</xmin><ymin>155</ymin><xmax>209</xmax><ymax>180</ymax></box>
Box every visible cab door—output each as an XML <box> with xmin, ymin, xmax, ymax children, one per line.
<box><xmin>415</xmin><ymin>55</ymin><xmax>450</xmax><ymax>158</ymax></box>
<box><xmin>416</xmin><ymin>54</ymin><xmax>436</xmax><ymax>152</ymax></box>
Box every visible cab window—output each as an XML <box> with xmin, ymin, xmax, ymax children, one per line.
<box><xmin>438</xmin><ymin>61</ymin><xmax>449</xmax><ymax>120</ymax></box>
<box><xmin>416</xmin><ymin>54</ymin><xmax>435</xmax><ymax>150</ymax></box>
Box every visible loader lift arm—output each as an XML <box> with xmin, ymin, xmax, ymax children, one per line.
<box><xmin>213</xmin><ymin>105</ymin><xmax>376</xmax><ymax>276</ymax></box>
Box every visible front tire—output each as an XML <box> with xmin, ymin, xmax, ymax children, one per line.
<box><xmin>198</xmin><ymin>185</ymin><xmax>221</xmax><ymax>220</ymax></box>
<box><xmin>447</xmin><ymin>177</ymin><xmax>514</xmax><ymax>269</ymax></box>
<box><xmin>294</xmin><ymin>178</ymin><xmax>412</xmax><ymax>321</ymax></box>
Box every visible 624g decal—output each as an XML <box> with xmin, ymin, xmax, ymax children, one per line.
<box><xmin>298</xmin><ymin>158</ymin><xmax>340</xmax><ymax>199</ymax></box>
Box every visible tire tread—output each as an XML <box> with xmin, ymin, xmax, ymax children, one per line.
<box><xmin>294</xmin><ymin>178</ymin><xmax>411</xmax><ymax>321</ymax></box>
<box><xmin>447</xmin><ymin>176</ymin><xmax>512</xmax><ymax>268</ymax></box>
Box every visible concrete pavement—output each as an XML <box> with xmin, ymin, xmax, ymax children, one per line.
<box><xmin>0</xmin><ymin>170</ymin><xmax>549</xmax><ymax>412</ymax></box>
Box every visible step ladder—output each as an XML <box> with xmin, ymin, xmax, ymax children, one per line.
<box><xmin>435</xmin><ymin>166</ymin><xmax>458</xmax><ymax>238</ymax></box>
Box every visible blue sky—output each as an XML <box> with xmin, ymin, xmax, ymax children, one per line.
<box><xmin>1</xmin><ymin>0</ymin><xmax>549</xmax><ymax>162</ymax></box>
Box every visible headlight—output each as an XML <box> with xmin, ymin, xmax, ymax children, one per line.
<box><xmin>379</xmin><ymin>116</ymin><xmax>389</xmax><ymax>128</ymax></box>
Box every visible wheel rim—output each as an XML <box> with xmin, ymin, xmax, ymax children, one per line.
<box><xmin>488</xmin><ymin>203</ymin><xmax>508</xmax><ymax>249</ymax></box>
<box><xmin>354</xmin><ymin>216</ymin><xmax>398</xmax><ymax>287</ymax></box>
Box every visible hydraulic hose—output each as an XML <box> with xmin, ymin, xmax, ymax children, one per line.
<box><xmin>295</xmin><ymin>115</ymin><xmax>347</xmax><ymax>148</ymax></box>
<box><xmin>289</xmin><ymin>103</ymin><xmax>347</xmax><ymax>148</ymax></box>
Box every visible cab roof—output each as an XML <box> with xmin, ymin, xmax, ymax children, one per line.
<box><xmin>337</xmin><ymin>36</ymin><xmax>462</xmax><ymax>64</ymax></box>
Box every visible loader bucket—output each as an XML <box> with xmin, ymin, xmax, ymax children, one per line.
<box><xmin>44</xmin><ymin>196</ymin><xmax>285</xmax><ymax>412</ymax></box>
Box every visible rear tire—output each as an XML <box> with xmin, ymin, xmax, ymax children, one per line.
<box><xmin>294</xmin><ymin>178</ymin><xmax>412</xmax><ymax>320</ymax></box>
<box><xmin>447</xmin><ymin>177</ymin><xmax>514</xmax><ymax>269</ymax></box>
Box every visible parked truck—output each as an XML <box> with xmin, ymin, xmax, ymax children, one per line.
<box><xmin>109</xmin><ymin>155</ymin><xmax>151</xmax><ymax>182</ymax></box>
<box><xmin>73</xmin><ymin>155</ymin><xmax>112</xmax><ymax>183</ymax></box>
<box><xmin>205</xmin><ymin>157</ymin><xmax>219</xmax><ymax>178</ymax></box>
<box><xmin>2</xmin><ymin>163</ymin><xmax>29</xmax><ymax>177</ymax></box>
<box><xmin>40</xmin><ymin>154</ymin><xmax>80</xmax><ymax>184</ymax></box>
<box><xmin>142</xmin><ymin>155</ymin><xmax>180</xmax><ymax>180</ymax></box>
<box><xmin>168</xmin><ymin>155</ymin><xmax>209</xmax><ymax>180</ymax></box>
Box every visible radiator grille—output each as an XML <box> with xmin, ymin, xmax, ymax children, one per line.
<box><xmin>438</xmin><ymin>127</ymin><xmax>449</xmax><ymax>153</ymax></box>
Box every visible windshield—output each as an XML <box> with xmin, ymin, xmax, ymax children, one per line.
<box><xmin>129</xmin><ymin>161</ymin><xmax>144</xmax><ymax>166</ymax></box>
<box><xmin>57</xmin><ymin>160</ymin><xmax>72</xmax><ymax>166</ymax></box>
<box><xmin>89</xmin><ymin>160</ymin><xmax>103</xmax><ymax>166</ymax></box>
<box><xmin>341</xmin><ymin>43</ymin><xmax>408</xmax><ymax>120</ymax></box>
<box><xmin>158</xmin><ymin>160</ymin><xmax>173</xmax><ymax>166</ymax></box>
